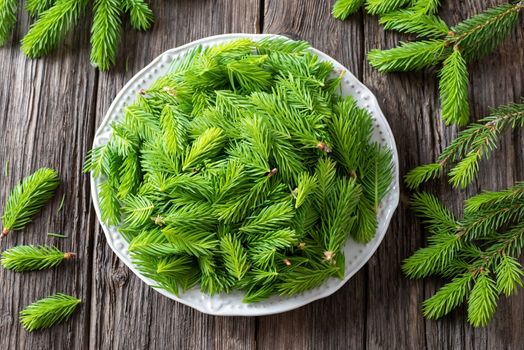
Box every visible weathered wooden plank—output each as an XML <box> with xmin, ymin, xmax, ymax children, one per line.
<box><xmin>258</xmin><ymin>2</ymin><xmax>367</xmax><ymax>349</ymax></box>
<box><xmin>0</xmin><ymin>7</ymin><xmax>98</xmax><ymax>350</ymax></box>
<box><xmin>89</xmin><ymin>1</ymin><xmax>260</xmax><ymax>349</ymax></box>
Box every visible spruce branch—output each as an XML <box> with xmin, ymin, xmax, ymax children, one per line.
<box><xmin>450</xmin><ymin>2</ymin><xmax>523</xmax><ymax>61</ymax></box>
<box><xmin>406</xmin><ymin>190</ymin><xmax>524</xmax><ymax>326</ymax></box>
<box><xmin>1</xmin><ymin>245</ymin><xmax>74</xmax><ymax>272</ymax></box>
<box><xmin>467</xmin><ymin>272</ymin><xmax>498</xmax><ymax>327</ymax></box>
<box><xmin>25</xmin><ymin>0</ymin><xmax>55</xmax><ymax>16</ymax></box>
<box><xmin>365</xmin><ymin>0</ymin><xmax>411</xmax><ymax>15</ymax></box>
<box><xmin>90</xmin><ymin>0</ymin><xmax>121</xmax><ymax>71</ymax></box>
<box><xmin>123</xmin><ymin>0</ymin><xmax>154</xmax><ymax>31</ymax></box>
<box><xmin>366</xmin><ymin>2</ymin><xmax>523</xmax><ymax>125</ymax></box>
<box><xmin>2</xmin><ymin>168</ymin><xmax>60</xmax><ymax>238</ymax></box>
<box><xmin>0</xmin><ymin>0</ymin><xmax>17</xmax><ymax>46</ymax></box>
<box><xmin>20</xmin><ymin>293</ymin><xmax>81</xmax><ymax>332</ymax></box>
<box><xmin>422</xmin><ymin>273</ymin><xmax>472</xmax><ymax>319</ymax></box>
<box><xmin>405</xmin><ymin>100</ymin><xmax>524</xmax><ymax>189</ymax></box>
<box><xmin>21</xmin><ymin>0</ymin><xmax>88</xmax><ymax>58</ymax></box>
<box><xmin>220</xmin><ymin>234</ymin><xmax>250</xmax><ymax>280</ymax></box>
<box><xmin>332</xmin><ymin>0</ymin><xmax>365</xmax><ymax>20</ymax></box>
<box><xmin>379</xmin><ymin>10</ymin><xmax>449</xmax><ymax>38</ymax></box>
<box><xmin>368</xmin><ymin>40</ymin><xmax>447</xmax><ymax>72</ymax></box>
<box><xmin>438</xmin><ymin>47</ymin><xmax>469</xmax><ymax>126</ymax></box>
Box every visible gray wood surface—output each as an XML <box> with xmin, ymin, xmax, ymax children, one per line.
<box><xmin>0</xmin><ymin>0</ymin><xmax>522</xmax><ymax>349</ymax></box>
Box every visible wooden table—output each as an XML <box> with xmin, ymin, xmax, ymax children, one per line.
<box><xmin>0</xmin><ymin>1</ymin><xmax>522</xmax><ymax>349</ymax></box>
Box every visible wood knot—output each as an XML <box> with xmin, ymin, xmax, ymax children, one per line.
<box><xmin>112</xmin><ymin>267</ymin><xmax>129</xmax><ymax>287</ymax></box>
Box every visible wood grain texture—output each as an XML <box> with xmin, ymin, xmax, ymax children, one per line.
<box><xmin>0</xmin><ymin>5</ymin><xmax>98</xmax><ymax>350</ymax></box>
<box><xmin>0</xmin><ymin>0</ymin><xmax>522</xmax><ymax>349</ymax></box>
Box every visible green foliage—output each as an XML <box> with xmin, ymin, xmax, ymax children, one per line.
<box><xmin>2</xmin><ymin>168</ymin><xmax>60</xmax><ymax>236</ymax></box>
<box><xmin>438</xmin><ymin>48</ymin><xmax>469</xmax><ymax>126</ymax></box>
<box><xmin>123</xmin><ymin>0</ymin><xmax>154</xmax><ymax>31</ymax></box>
<box><xmin>422</xmin><ymin>273</ymin><xmax>472</xmax><ymax>319</ymax></box>
<box><xmin>0</xmin><ymin>0</ymin><xmax>16</xmax><ymax>46</ymax></box>
<box><xmin>405</xmin><ymin>188</ymin><xmax>524</xmax><ymax>327</ymax></box>
<box><xmin>405</xmin><ymin>100</ymin><xmax>524</xmax><ymax>189</ymax></box>
<box><xmin>468</xmin><ymin>273</ymin><xmax>498</xmax><ymax>327</ymax></box>
<box><xmin>450</xmin><ymin>3</ymin><xmax>523</xmax><ymax>61</ymax></box>
<box><xmin>365</xmin><ymin>0</ymin><xmax>411</xmax><ymax>15</ymax></box>
<box><xmin>90</xmin><ymin>0</ymin><xmax>121</xmax><ymax>71</ymax></box>
<box><xmin>21</xmin><ymin>0</ymin><xmax>88</xmax><ymax>58</ymax></box>
<box><xmin>2</xmin><ymin>0</ymin><xmax>154</xmax><ymax>70</ymax></box>
<box><xmin>332</xmin><ymin>0</ymin><xmax>365</xmax><ymax>20</ymax></box>
<box><xmin>364</xmin><ymin>2</ymin><xmax>523</xmax><ymax>125</ymax></box>
<box><xmin>1</xmin><ymin>245</ymin><xmax>74</xmax><ymax>272</ymax></box>
<box><xmin>332</xmin><ymin>0</ymin><xmax>442</xmax><ymax>19</ymax></box>
<box><xmin>368</xmin><ymin>40</ymin><xmax>446</xmax><ymax>72</ymax></box>
<box><xmin>86</xmin><ymin>38</ymin><xmax>394</xmax><ymax>301</ymax></box>
<box><xmin>379</xmin><ymin>10</ymin><xmax>449</xmax><ymax>38</ymax></box>
<box><xmin>20</xmin><ymin>293</ymin><xmax>81</xmax><ymax>332</ymax></box>
<box><xmin>26</xmin><ymin>0</ymin><xmax>55</xmax><ymax>16</ymax></box>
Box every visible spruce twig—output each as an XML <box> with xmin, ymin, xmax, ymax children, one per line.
<box><xmin>1</xmin><ymin>245</ymin><xmax>75</xmax><ymax>272</ymax></box>
<box><xmin>1</xmin><ymin>168</ymin><xmax>60</xmax><ymax>239</ymax></box>
<box><xmin>405</xmin><ymin>100</ymin><xmax>524</xmax><ymax>189</ymax></box>
<box><xmin>367</xmin><ymin>2</ymin><xmax>523</xmax><ymax>125</ymax></box>
<box><xmin>20</xmin><ymin>293</ymin><xmax>81</xmax><ymax>332</ymax></box>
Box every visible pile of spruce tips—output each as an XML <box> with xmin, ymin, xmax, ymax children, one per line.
<box><xmin>85</xmin><ymin>37</ymin><xmax>394</xmax><ymax>302</ymax></box>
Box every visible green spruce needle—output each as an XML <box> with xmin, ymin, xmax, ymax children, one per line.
<box><xmin>48</xmin><ymin>232</ymin><xmax>68</xmax><ymax>238</ymax></box>
<box><xmin>86</xmin><ymin>37</ymin><xmax>395</xmax><ymax>301</ymax></box>
<box><xmin>1</xmin><ymin>168</ymin><xmax>60</xmax><ymax>239</ymax></box>
<box><xmin>57</xmin><ymin>194</ymin><xmax>66</xmax><ymax>212</ymax></box>
<box><xmin>20</xmin><ymin>293</ymin><xmax>81</xmax><ymax>332</ymax></box>
<box><xmin>1</xmin><ymin>245</ymin><xmax>75</xmax><ymax>272</ymax></box>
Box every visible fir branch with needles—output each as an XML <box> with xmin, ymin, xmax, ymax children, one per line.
<box><xmin>1</xmin><ymin>0</ymin><xmax>155</xmax><ymax>70</ymax></box>
<box><xmin>405</xmin><ymin>100</ymin><xmax>524</xmax><ymax>189</ymax></box>
<box><xmin>85</xmin><ymin>37</ymin><xmax>395</xmax><ymax>301</ymax></box>
<box><xmin>1</xmin><ymin>245</ymin><xmax>75</xmax><ymax>272</ymax></box>
<box><xmin>367</xmin><ymin>2</ymin><xmax>523</xmax><ymax>125</ymax></box>
<box><xmin>20</xmin><ymin>293</ymin><xmax>81</xmax><ymax>332</ymax></box>
<box><xmin>1</xmin><ymin>168</ymin><xmax>60</xmax><ymax>239</ymax></box>
<box><xmin>403</xmin><ymin>189</ymin><xmax>524</xmax><ymax>327</ymax></box>
<box><xmin>25</xmin><ymin>0</ymin><xmax>55</xmax><ymax>16</ymax></box>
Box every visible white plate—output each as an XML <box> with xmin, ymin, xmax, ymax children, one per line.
<box><xmin>90</xmin><ymin>33</ymin><xmax>400</xmax><ymax>316</ymax></box>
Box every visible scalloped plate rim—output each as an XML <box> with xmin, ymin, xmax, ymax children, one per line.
<box><xmin>90</xmin><ymin>33</ymin><xmax>400</xmax><ymax>316</ymax></box>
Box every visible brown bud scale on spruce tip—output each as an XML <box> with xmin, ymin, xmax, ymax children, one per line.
<box><xmin>283</xmin><ymin>258</ymin><xmax>292</xmax><ymax>266</ymax></box>
<box><xmin>316</xmin><ymin>142</ymin><xmax>331</xmax><ymax>153</ymax></box>
<box><xmin>267</xmin><ymin>168</ymin><xmax>278</xmax><ymax>177</ymax></box>
<box><xmin>63</xmin><ymin>252</ymin><xmax>76</xmax><ymax>260</ymax></box>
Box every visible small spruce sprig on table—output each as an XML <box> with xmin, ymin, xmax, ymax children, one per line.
<box><xmin>1</xmin><ymin>245</ymin><xmax>75</xmax><ymax>272</ymax></box>
<box><xmin>332</xmin><ymin>0</ymin><xmax>441</xmax><ymax>20</ymax></box>
<box><xmin>1</xmin><ymin>168</ymin><xmax>60</xmax><ymax>239</ymax></box>
<box><xmin>405</xmin><ymin>100</ymin><xmax>524</xmax><ymax>189</ymax></box>
<box><xmin>403</xmin><ymin>187</ymin><xmax>524</xmax><ymax>327</ymax></box>
<box><xmin>20</xmin><ymin>293</ymin><xmax>81</xmax><ymax>332</ymax></box>
<box><xmin>0</xmin><ymin>0</ymin><xmax>153</xmax><ymax>70</ymax></box>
